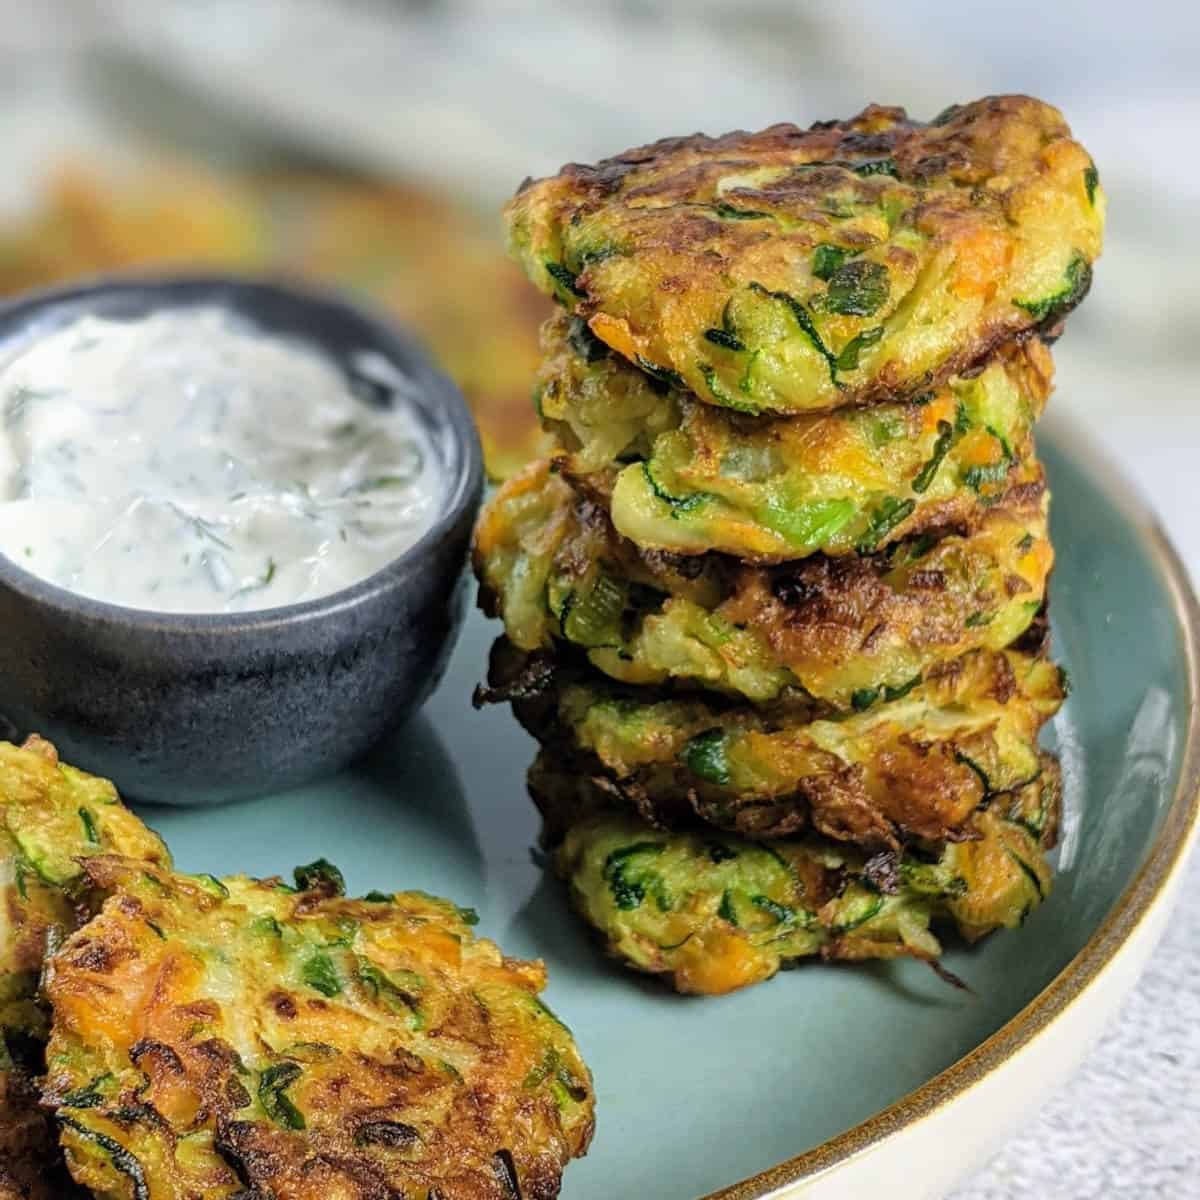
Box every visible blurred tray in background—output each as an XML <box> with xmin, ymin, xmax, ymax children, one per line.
<box><xmin>0</xmin><ymin>160</ymin><xmax>552</xmax><ymax>480</ymax></box>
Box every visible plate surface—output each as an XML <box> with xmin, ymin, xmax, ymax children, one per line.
<box><xmin>138</xmin><ymin>421</ymin><xmax>1200</xmax><ymax>1199</ymax></box>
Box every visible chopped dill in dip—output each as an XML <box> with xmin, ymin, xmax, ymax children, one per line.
<box><xmin>0</xmin><ymin>306</ymin><xmax>443</xmax><ymax>612</ymax></box>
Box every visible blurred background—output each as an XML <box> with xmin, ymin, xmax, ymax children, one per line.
<box><xmin>0</xmin><ymin>1</ymin><xmax>1194</xmax><ymax>1194</ymax></box>
<box><xmin>1</xmin><ymin>1</ymin><xmax>1196</xmax><ymax>535</ymax></box>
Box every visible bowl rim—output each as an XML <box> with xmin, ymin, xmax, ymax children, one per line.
<box><xmin>0</xmin><ymin>271</ymin><xmax>484</xmax><ymax>633</ymax></box>
<box><xmin>704</xmin><ymin>410</ymin><xmax>1200</xmax><ymax>1200</ymax></box>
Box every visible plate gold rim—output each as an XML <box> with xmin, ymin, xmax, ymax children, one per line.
<box><xmin>702</xmin><ymin>413</ymin><xmax>1200</xmax><ymax>1200</ymax></box>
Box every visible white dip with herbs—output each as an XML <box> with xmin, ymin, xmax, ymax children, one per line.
<box><xmin>0</xmin><ymin>306</ymin><xmax>443</xmax><ymax>612</ymax></box>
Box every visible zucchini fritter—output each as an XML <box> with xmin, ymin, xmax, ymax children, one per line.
<box><xmin>43</xmin><ymin>857</ymin><xmax>594</xmax><ymax>1200</ymax></box>
<box><xmin>475</xmin><ymin>458</ymin><xmax>1052</xmax><ymax>708</ymax></box>
<box><xmin>0</xmin><ymin>1057</ymin><xmax>86</xmax><ymax>1200</ymax></box>
<box><xmin>539</xmin><ymin>313</ymin><xmax>1052</xmax><ymax>561</ymax></box>
<box><xmin>1</xmin><ymin>736</ymin><xmax>170</xmax><ymax>1043</ymax></box>
<box><xmin>500</xmin><ymin>642</ymin><xmax>1064</xmax><ymax>848</ymax></box>
<box><xmin>506</xmin><ymin>95</ymin><xmax>1103</xmax><ymax>416</ymax></box>
<box><xmin>0</xmin><ymin>737</ymin><xmax>168</xmax><ymax>1199</ymax></box>
<box><xmin>548</xmin><ymin>759</ymin><xmax>1059</xmax><ymax>994</ymax></box>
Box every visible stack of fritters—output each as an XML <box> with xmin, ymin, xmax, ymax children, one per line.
<box><xmin>475</xmin><ymin>95</ymin><xmax>1104</xmax><ymax>994</ymax></box>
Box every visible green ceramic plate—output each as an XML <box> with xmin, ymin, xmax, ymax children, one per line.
<box><xmin>140</xmin><ymin>418</ymin><xmax>1200</xmax><ymax>1199</ymax></box>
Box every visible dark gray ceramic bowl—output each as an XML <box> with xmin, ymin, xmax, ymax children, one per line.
<box><xmin>0</xmin><ymin>274</ymin><xmax>483</xmax><ymax>804</ymax></box>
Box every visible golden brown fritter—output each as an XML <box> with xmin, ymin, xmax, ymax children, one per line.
<box><xmin>537</xmin><ymin>312</ymin><xmax>1052</xmax><ymax>561</ymax></box>
<box><xmin>0</xmin><ymin>737</ymin><xmax>168</xmax><ymax>1200</ymax></box>
<box><xmin>0</xmin><ymin>1061</ymin><xmax>87</xmax><ymax>1200</ymax></box>
<box><xmin>545</xmin><ymin>757</ymin><xmax>1059</xmax><ymax>994</ymax></box>
<box><xmin>506</xmin><ymin>95</ymin><xmax>1103</xmax><ymax>416</ymax></box>
<box><xmin>0</xmin><ymin>736</ymin><xmax>171</xmax><ymax>1044</ymax></box>
<box><xmin>474</xmin><ymin>457</ymin><xmax>1053</xmax><ymax>708</ymax></box>
<box><xmin>487</xmin><ymin>638</ymin><xmax>1064</xmax><ymax>850</ymax></box>
<box><xmin>43</xmin><ymin>857</ymin><xmax>594</xmax><ymax>1200</ymax></box>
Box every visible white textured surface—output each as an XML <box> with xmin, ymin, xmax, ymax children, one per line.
<box><xmin>952</xmin><ymin>852</ymin><xmax>1200</xmax><ymax>1199</ymax></box>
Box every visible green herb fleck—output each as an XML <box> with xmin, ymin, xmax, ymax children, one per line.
<box><xmin>712</xmin><ymin>202</ymin><xmax>772</xmax><ymax>221</ymax></box>
<box><xmin>356</xmin><ymin>1120</ymin><xmax>420</xmax><ymax>1148</ymax></box>
<box><xmin>635</xmin><ymin>355</ymin><xmax>686</xmax><ymax>391</ymax></box>
<box><xmin>835</xmin><ymin>324</ymin><xmax>885</xmax><ymax>371</ymax></box>
<box><xmin>883</xmin><ymin>675</ymin><xmax>921</xmax><ymax>702</ymax></box>
<box><xmin>900</xmin><ymin>862</ymin><xmax>968</xmax><ymax>898</ymax></box>
<box><xmin>824</xmin><ymin>260</ymin><xmax>890</xmax><ymax>316</ymax></box>
<box><xmin>856</xmin><ymin>496</ymin><xmax>916</xmax><ymax>552</ymax></box>
<box><xmin>738</xmin><ymin>348</ymin><xmax>760</xmax><ymax>394</ymax></box>
<box><xmin>293</xmin><ymin>859</ymin><xmax>345</xmax><ymax>896</ymax></box>
<box><xmin>911</xmin><ymin>420</ymin><xmax>955</xmax><ymax>493</ymax></box>
<box><xmin>757</xmin><ymin>495</ymin><xmax>856</xmax><ymax>548</ymax></box>
<box><xmin>965</xmin><ymin>611</ymin><xmax>993</xmax><ymax>628</ymax></box>
<box><xmin>704</xmin><ymin>326</ymin><xmax>746</xmax><ymax>352</ymax></box>
<box><xmin>706</xmin><ymin>842</ymin><xmax>738</xmax><ymax>864</ymax></box>
<box><xmin>342</xmin><ymin>473</ymin><xmax>419</xmax><ymax>496</ymax></box>
<box><xmin>78</xmin><ymin>807</ymin><xmax>99</xmax><ymax>845</ymax></box>
<box><xmin>563</xmin><ymin>574</ymin><xmax>626</xmax><ymax>648</ymax></box>
<box><xmin>811</xmin><ymin>243</ymin><xmax>851</xmax><ymax>281</ymax></box>
<box><xmin>718</xmin><ymin>890</ymin><xmax>739</xmax><ymax>925</ymax></box>
<box><xmin>603</xmin><ymin>842</ymin><xmax>665</xmax><ymax>910</ymax></box>
<box><xmin>1006</xmin><ymin>849</ymin><xmax>1045</xmax><ymax>900</ymax></box>
<box><xmin>683</xmin><ymin>729</ymin><xmax>730</xmax><ymax>785</ymax></box>
<box><xmin>829</xmin><ymin>892</ymin><xmax>884</xmax><ymax>935</ymax></box>
<box><xmin>749</xmin><ymin>282</ymin><xmax>839</xmax><ymax>382</ymax></box>
<box><xmin>955</xmin><ymin>751</ymin><xmax>993</xmax><ymax>797</ymax></box>
<box><xmin>699</xmin><ymin>362</ymin><xmax>758</xmax><ymax>413</ymax></box>
<box><xmin>190</xmin><ymin>874</ymin><xmax>229</xmax><ymax>899</ymax></box>
<box><xmin>854</xmin><ymin>158</ymin><xmax>899</xmax><ymax>177</ymax></box>
<box><xmin>545</xmin><ymin>261</ymin><xmax>585</xmax><ymax>298</ymax></box>
<box><xmin>258</xmin><ymin>1061</ymin><xmax>306</xmax><ymax>1130</ymax></box>
<box><xmin>1014</xmin><ymin>254</ymin><xmax>1092</xmax><ymax>323</ymax></box>
<box><xmin>302</xmin><ymin>952</ymin><xmax>342</xmax><ymax>997</ymax></box>
<box><xmin>961</xmin><ymin>461</ymin><xmax>1011</xmax><ymax>491</ymax></box>
<box><xmin>1083</xmin><ymin>165</ymin><xmax>1099</xmax><ymax>206</ymax></box>
<box><xmin>851</xmin><ymin>675</ymin><xmax>920</xmax><ymax>711</ymax></box>
<box><xmin>642</xmin><ymin>462</ymin><xmax>713</xmax><ymax>516</ymax></box>
<box><xmin>749</xmin><ymin>894</ymin><xmax>797</xmax><ymax>925</ymax></box>
<box><xmin>358</xmin><ymin>960</ymin><xmax>425</xmax><ymax>1028</ymax></box>
<box><xmin>60</xmin><ymin>1075</ymin><xmax>112</xmax><ymax>1109</ymax></box>
<box><xmin>868</xmin><ymin>413</ymin><xmax>904</xmax><ymax>448</ymax></box>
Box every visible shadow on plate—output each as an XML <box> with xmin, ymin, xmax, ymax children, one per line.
<box><xmin>137</xmin><ymin>712</ymin><xmax>485</xmax><ymax>896</ymax></box>
<box><xmin>507</xmin><ymin>868</ymin><xmax>632</xmax><ymax>990</ymax></box>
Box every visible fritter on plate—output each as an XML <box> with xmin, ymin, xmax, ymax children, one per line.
<box><xmin>506</xmin><ymin>95</ymin><xmax>1103</xmax><ymax>416</ymax></box>
<box><xmin>43</xmin><ymin>856</ymin><xmax>594</xmax><ymax>1200</ymax></box>
<box><xmin>0</xmin><ymin>737</ymin><xmax>170</xmax><ymax>1044</ymax></box>
<box><xmin>548</xmin><ymin>759</ymin><xmax>1059</xmax><ymax>994</ymax></box>
<box><xmin>0</xmin><ymin>737</ymin><xmax>168</xmax><ymax>1199</ymax></box>
<box><xmin>475</xmin><ymin>458</ymin><xmax>1052</xmax><ymax>708</ymax></box>
<box><xmin>0</xmin><ymin>1056</ymin><xmax>86</xmax><ymax>1199</ymax></box>
<box><xmin>493</xmin><ymin>641</ymin><xmax>1064</xmax><ymax>848</ymax></box>
<box><xmin>538</xmin><ymin>313</ymin><xmax>1052</xmax><ymax>561</ymax></box>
